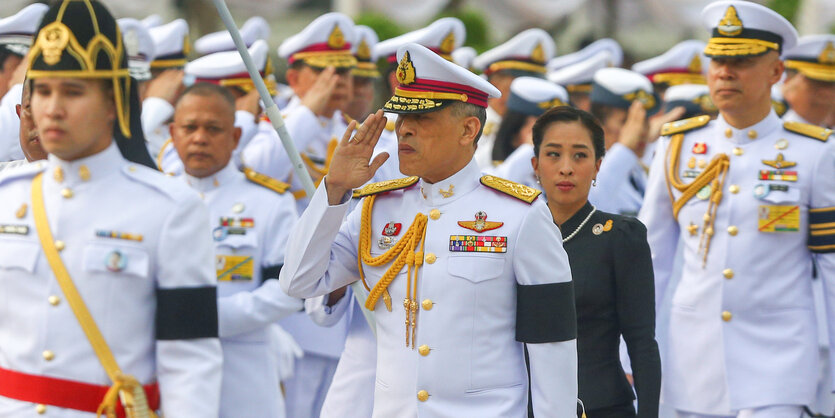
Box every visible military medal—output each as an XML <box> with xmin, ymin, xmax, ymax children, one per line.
<box><xmin>592</xmin><ymin>224</ymin><xmax>603</xmax><ymax>235</ymax></box>
<box><xmin>775</xmin><ymin>138</ymin><xmax>788</xmax><ymax>150</ymax></box>
<box><xmin>212</xmin><ymin>226</ymin><xmax>228</xmax><ymax>242</ymax></box>
<box><xmin>687</xmin><ymin>157</ymin><xmax>696</xmax><ymax>169</ymax></box>
<box><xmin>232</xmin><ymin>202</ymin><xmax>245</xmax><ymax>213</ymax></box>
<box><xmin>458</xmin><ymin>211</ymin><xmax>503</xmax><ymax>233</ymax></box>
<box><xmin>378</xmin><ymin>222</ymin><xmax>401</xmax><ymax>249</ymax></box>
<box><xmin>105</xmin><ymin>250</ymin><xmax>127</xmax><ymax>272</ymax></box>
<box><xmin>95</xmin><ymin>230</ymin><xmax>144</xmax><ymax>242</ymax></box>
<box><xmin>697</xmin><ymin>185</ymin><xmax>712</xmax><ymax>200</ymax></box>
<box><xmin>753</xmin><ymin>183</ymin><xmax>789</xmax><ymax>199</ymax></box>
<box><xmin>692</xmin><ymin>142</ymin><xmax>707</xmax><ymax>154</ymax></box>
<box><xmin>687</xmin><ymin>222</ymin><xmax>699</xmax><ymax>236</ymax></box>
<box><xmin>758</xmin><ymin>170</ymin><xmax>797</xmax><ymax>182</ymax></box>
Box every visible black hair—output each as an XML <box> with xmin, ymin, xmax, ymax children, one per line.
<box><xmin>177</xmin><ymin>82</ymin><xmax>237</xmax><ymax>115</ymax></box>
<box><xmin>491</xmin><ymin>109</ymin><xmax>528</xmax><ymax>161</ymax></box>
<box><xmin>532</xmin><ymin>105</ymin><xmax>606</xmax><ymax>161</ymax></box>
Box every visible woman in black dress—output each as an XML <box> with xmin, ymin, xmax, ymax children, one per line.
<box><xmin>531</xmin><ymin>106</ymin><xmax>661</xmax><ymax>417</ymax></box>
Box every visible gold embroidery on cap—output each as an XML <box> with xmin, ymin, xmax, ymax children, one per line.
<box><xmin>37</xmin><ymin>22</ymin><xmax>71</xmax><ymax>65</ymax></box>
<box><xmin>717</xmin><ymin>6</ymin><xmax>743</xmax><ymax>37</ymax></box>
<box><xmin>440</xmin><ymin>31</ymin><xmax>455</xmax><ymax>55</ymax></box>
<box><xmin>396</xmin><ymin>51</ymin><xmax>416</xmax><ymax>85</ymax></box>
<box><xmin>819</xmin><ymin>42</ymin><xmax>835</xmax><ymax>65</ymax></box>
<box><xmin>624</xmin><ymin>90</ymin><xmax>656</xmax><ymax>110</ymax></box>
<box><xmin>531</xmin><ymin>42</ymin><xmax>545</xmax><ymax>64</ymax></box>
<box><xmin>357</xmin><ymin>39</ymin><xmax>371</xmax><ymax>61</ymax></box>
<box><xmin>328</xmin><ymin>25</ymin><xmax>346</xmax><ymax>49</ymax></box>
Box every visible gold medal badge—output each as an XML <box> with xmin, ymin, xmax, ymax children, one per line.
<box><xmin>717</xmin><ymin>6</ymin><xmax>743</xmax><ymax>36</ymax></box>
<box><xmin>688</xmin><ymin>54</ymin><xmax>702</xmax><ymax>74</ymax></box>
<box><xmin>327</xmin><ymin>24</ymin><xmax>346</xmax><ymax>49</ymax></box>
<box><xmin>37</xmin><ymin>22</ymin><xmax>71</xmax><ymax>65</ymax></box>
<box><xmin>396</xmin><ymin>51</ymin><xmax>416</xmax><ymax>85</ymax></box>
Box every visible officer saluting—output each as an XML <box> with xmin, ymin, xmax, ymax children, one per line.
<box><xmin>0</xmin><ymin>1</ymin><xmax>222</xmax><ymax>416</ymax></box>
<box><xmin>281</xmin><ymin>43</ymin><xmax>578</xmax><ymax>417</ymax></box>
<box><xmin>640</xmin><ymin>1</ymin><xmax>835</xmax><ymax>416</ymax></box>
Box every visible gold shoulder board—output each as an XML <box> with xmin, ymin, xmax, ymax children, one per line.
<box><xmin>783</xmin><ymin>121</ymin><xmax>831</xmax><ymax>142</ymax></box>
<box><xmin>352</xmin><ymin>176</ymin><xmax>419</xmax><ymax>198</ymax></box>
<box><xmin>660</xmin><ymin>115</ymin><xmax>711</xmax><ymax>136</ymax></box>
<box><xmin>243</xmin><ymin>167</ymin><xmax>290</xmax><ymax>194</ymax></box>
<box><xmin>479</xmin><ymin>175</ymin><xmax>541</xmax><ymax>204</ymax></box>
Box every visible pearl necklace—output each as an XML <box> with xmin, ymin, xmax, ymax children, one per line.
<box><xmin>562</xmin><ymin>206</ymin><xmax>597</xmax><ymax>243</ymax></box>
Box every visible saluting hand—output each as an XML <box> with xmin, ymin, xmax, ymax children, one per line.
<box><xmin>300</xmin><ymin>66</ymin><xmax>339</xmax><ymax>117</ymax></box>
<box><xmin>324</xmin><ymin>109</ymin><xmax>389</xmax><ymax>205</ymax></box>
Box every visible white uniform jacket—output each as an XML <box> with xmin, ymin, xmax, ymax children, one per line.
<box><xmin>640</xmin><ymin>112</ymin><xmax>835</xmax><ymax>414</ymax></box>
<box><xmin>0</xmin><ymin>144</ymin><xmax>222</xmax><ymax>417</ymax></box>
<box><xmin>182</xmin><ymin>162</ymin><xmax>303</xmax><ymax>417</ymax></box>
<box><xmin>474</xmin><ymin>105</ymin><xmax>502</xmax><ymax>170</ymax></box>
<box><xmin>280</xmin><ymin>159</ymin><xmax>578</xmax><ymax>417</ymax></box>
<box><xmin>589</xmin><ymin>143</ymin><xmax>646</xmax><ymax>217</ymax></box>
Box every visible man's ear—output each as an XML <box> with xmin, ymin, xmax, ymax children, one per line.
<box><xmin>459</xmin><ymin>115</ymin><xmax>481</xmax><ymax>147</ymax></box>
<box><xmin>286</xmin><ymin>68</ymin><xmax>299</xmax><ymax>88</ymax></box>
<box><xmin>232</xmin><ymin>126</ymin><xmax>241</xmax><ymax>149</ymax></box>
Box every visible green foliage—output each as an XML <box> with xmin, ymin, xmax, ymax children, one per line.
<box><xmin>434</xmin><ymin>9</ymin><xmax>491</xmax><ymax>52</ymax></box>
<box><xmin>355</xmin><ymin>13</ymin><xmax>406</xmax><ymax>41</ymax></box>
<box><xmin>765</xmin><ymin>0</ymin><xmax>802</xmax><ymax>23</ymax></box>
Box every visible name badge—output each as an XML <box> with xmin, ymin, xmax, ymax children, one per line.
<box><xmin>758</xmin><ymin>205</ymin><xmax>800</xmax><ymax>233</ymax></box>
<box><xmin>216</xmin><ymin>255</ymin><xmax>254</xmax><ymax>281</ymax></box>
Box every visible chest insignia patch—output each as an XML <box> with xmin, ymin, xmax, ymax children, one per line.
<box><xmin>95</xmin><ymin>230</ymin><xmax>144</xmax><ymax>242</ymax></box>
<box><xmin>762</xmin><ymin>153</ymin><xmax>796</xmax><ymax>170</ymax></box>
<box><xmin>449</xmin><ymin>235</ymin><xmax>507</xmax><ymax>253</ymax></box>
<box><xmin>0</xmin><ymin>224</ymin><xmax>29</xmax><ymax>235</ymax></box>
<box><xmin>457</xmin><ymin>211</ymin><xmax>503</xmax><ymax>233</ymax></box>
<box><xmin>692</xmin><ymin>142</ymin><xmax>707</xmax><ymax>154</ymax></box>
<box><xmin>221</xmin><ymin>217</ymin><xmax>254</xmax><ymax>228</ymax></box>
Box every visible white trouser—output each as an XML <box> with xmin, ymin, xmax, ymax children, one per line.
<box><xmin>282</xmin><ymin>352</ymin><xmax>338</xmax><ymax>418</ymax></box>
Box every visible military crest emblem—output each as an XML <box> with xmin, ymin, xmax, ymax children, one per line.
<box><xmin>688</xmin><ymin>54</ymin><xmax>702</xmax><ymax>74</ymax></box>
<box><xmin>327</xmin><ymin>24</ymin><xmax>346</xmax><ymax>49</ymax></box>
<box><xmin>624</xmin><ymin>89</ymin><xmax>656</xmax><ymax>110</ymax></box>
<box><xmin>357</xmin><ymin>39</ymin><xmax>371</xmax><ymax>61</ymax></box>
<box><xmin>440</xmin><ymin>30</ymin><xmax>456</xmax><ymax>55</ymax></box>
<box><xmin>37</xmin><ymin>22</ymin><xmax>71</xmax><ymax>65</ymax></box>
<box><xmin>531</xmin><ymin>42</ymin><xmax>545</xmax><ymax>64</ymax></box>
<box><xmin>397</xmin><ymin>51</ymin><xmax>416</xmax><ymax>85</ymax></box>
<box><xmin>717</xmin><ymin>6</ymin><xmax>743</xmax><ymax>36</ymax></box>
<box><xmin>458</xmin><ymin>211</ymin><xmax>504</xmax><ymax>233</ymax></box>
<box><xmin>819</xmin><ymin>42</ymin><xmax>835</xmax><ymax>65</ymax></box>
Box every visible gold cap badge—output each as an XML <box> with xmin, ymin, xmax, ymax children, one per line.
<box><xmin>624</xmin><ymin>90</ymin><xmax>656</xmax><ymax>110</ymax></box>
<box><xmin>396</xmin><ymin>51</ymin><xmax>416</xmax><ymax>85</ymax></box>
<box><xmin>327</xmin><ymin>24</ymin><xmax>345</xmax><ymax>49</ymax></box>
<box><xmin>357</xmin><ymin>39</ymin><xmax>371</xmax><ymax>61</ymax></box>
<box><xmin>37</xmin><ymin>22</ymin><xmax>71</xmax><ymax>65</ymax></box>
<box><xmin>440</xmin><ymin>31</ymin><xmax>455</xmax><ymax>55</ymax></box>
<box><xmin>531</xmin><ymin>42</ymin><xmax>545</xmax><ymax>64</ymax></box>
<box><xmin>717</xmin><ymin>6</ymin><xmax>743</xmax><ymax>36</ymax></box>
<box><xmin>688</xmin><ymin>54</ymin><xmax>702</xmax><ymax>74</ymax></box>
<box><xmin>819</xmin><ymin>41</ymin><xmax>835</xmax><ymax>65</ymax></box>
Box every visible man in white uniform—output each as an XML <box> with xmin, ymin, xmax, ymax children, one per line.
<box><xmin>280</xmin><ymin>42</ymin><xmax>578</xmax><ymax>417</ymax></box>
<box><xmin>640</xmin><ymin>2</ymin><xmax>835</xmax><ymax>416</ymax></box>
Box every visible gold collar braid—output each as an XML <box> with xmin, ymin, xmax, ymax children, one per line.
<box><xmin>665</xmin><ymin>133</ymin><xmax>730</xmax><ymax>267</ymax></box>
<box><xmin>358</xmin><ymin>194</ymin><xmax>428</xmax><ymax>348</ymax></box>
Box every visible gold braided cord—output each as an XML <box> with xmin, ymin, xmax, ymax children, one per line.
<box><xmin>150</xmin><ymin>58</ymin><xmax>187</xmax><ymax>69</ymax></box>
<box><xmin>707</xmin><ymin>37</ymin><xmax>779</xmax><ymax>51</ymax></box>
<box><xmin>155</xmin><ymin>138</ymin><xmax>172</xmax><ymax>170</ymax></box>
<box><xmin>487</xmin><ymin>60</ymin><xmax>547</xmax><ymax>74</ymax></box>
<box><xmin>300</xmin><ymin>139</ymin><xmax>339</xmax><ymax>186</ymax></box>
<box><xmin>664</xmin><ymin>133</ymin><xmax>731</xmax><ymax>266</ymax></box>
<box><xmin>357</xmin><ymin>195</ymin><xmax>428</xmax><ymax>320</ymax></box>
<box><xmin>394</xmin><ymin>87</ymin><xmax>468</xmax><ymax>103</ymax></box>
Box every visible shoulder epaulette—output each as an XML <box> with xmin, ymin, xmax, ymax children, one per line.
<box><xmin>660</xmin><ymin>115</ymin><xmax>711</xmax><ymax>136</ymax></box>
<box><xmin>783</xmin><ymin>121</ymin><xmax>831</xmax><ymax>142</ymax></box>
<box><xmin>352</xmin><ymin>176</ymin><xmax>419</xmax><ymax>198</ymax></box>
<box><xmin>243</xmin><ymin>167</ymin><xmax>290</xmax><ymax>194</ymax></box>
<box><xmin>479</xmin><ymin>175</ymin><xmax>541</xmax><ymax>204</ymax></box>
<box><xmin>0</xmin><ymin>160</ymin><xmax>46</xmax><ymax>185</ymax></box>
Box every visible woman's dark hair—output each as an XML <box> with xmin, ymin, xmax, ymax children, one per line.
<box><xmin>532</xmin><ymin>106</ymin><xmax>606</xmax><ymax>160</ymax></box>
<box><xmin>491</xmin><ymin>109</ymin><xmax>529</xmax><ymax>162</ymax></box>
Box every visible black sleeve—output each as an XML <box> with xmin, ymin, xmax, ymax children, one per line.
<box><xmin>156</xmin><ymin>286</ymin><xmax>218</xmax><ymax>340</ymax></box>
<box><xmin>516</xmin><ymin>281</ymin><xmax>577</xmax><ymax>343</ymax></box>
<box><xmin>613</xmin><ymin>218</ymin><xmax>661</xmax><ymax>418</ymax></box>
<box><xmin>262</xmin><ymin>264</ymin><xmax>283</xmax><ymax>282</ymax></box>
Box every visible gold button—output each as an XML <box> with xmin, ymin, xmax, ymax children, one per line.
<box><xmin>48</xmin><ymin>295</ymin><xmax>60</xmax><ymax>306</ymax></box>
<box><xmin>79</xmin><ymin>165</ymin><xmax>91</xmax><ymax>181</ymax></box>
<box><xmin>421</xmin><ymin>299</ymin><xmax>433</xmax><ymax>310</ymax></box>
<box><xmin>35</xmin><ymin>404</ymin><xmax>47</xmax><ymax>414</ymax></box>
<box><xmin>722</xmin><ymin>311</ymin><xmax>732</xmax><ymax>322</ymax></box>
<box><xmin>729</xmin><ymin>184</ymin><xmax>740</xmax><ymax>194</ymax></box>
<box><xmin>55</xmin><ymin>240</ymin><xmax>65</xmax><ymax>251</ymax></box>
<box><xmin>747</xmin><ymin>130</ymin><xmax>757</xmax><ymax>139</ymax></box>
<box><xmin>725</xmin><ymin>128</ymin><xmax>732</xmax><ymax>138</ymax></box>
<box><xmin>425</xmin><ymin>253</ymin><xmax>436</xmax><ymax>264</ymax></box>
<box><xmin>60</xmin><ymin>188</ymin><xmax>73</xmax><ymax>198</ymax></box>
<box><xmin>723</xmin><ymin>269</ymin><xmax>734</xmax><ymax>279</ymax></box>
<box><xmin>417</xmin><ymin>390</ymin><xmax>429</xmax><ymax>402</ymax></box>
<box><xmin>128</xmin><ymin>165</ymin><xmax>137</xmax><ymax>172</ymax></box>
<box><xmin>42</xmin><ymin>350</ymin><xmax>54</xmax><ymax>361</ymax></box>
<box><xmin>418</xmin><ymin>344</ymin><xmax>431</xmax><ymax>356</ymax></box>
<box><xmin>727</xmin><ymin>226</ymin><xmax>738</xmax><ymax>236</ymax></box>
<box><xmin>429</xmin><ymin>209</ymin><xmax>441</xmax><ymax>220</ymax></box>
<box><xmin>733</xmin><ymin>147</ymin><xmax>743</xmax><ymax>156</ymax></box>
